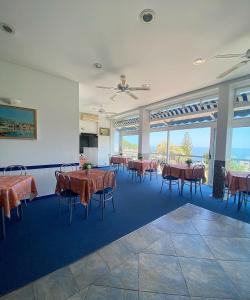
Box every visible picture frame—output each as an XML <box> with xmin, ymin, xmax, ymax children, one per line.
<box><xmin>0</xmin><ymin>104</ymin><xmax>37</xmax><ymax>139</ymax></box>
<box><xmin>99</xmin><ymin>127</ymin><xmax>110</xmax><ymax>136</ymax></box>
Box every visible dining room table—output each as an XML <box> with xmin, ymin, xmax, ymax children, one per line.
<box><xmin>163</xmin><ymin>163</ymin><xmax>205</xmax><ymax>182</ymax></box>
<box><xmin>57</xmin><ymin>169</ymin><xmax>116</xmax><ymax>206</ymax></box>
<box><xmin>227</xmin><ymin>170</ymin><xmax>250</xmax><ymax>210</ymax></box>
<box><xmin>128</xmin><ymin>159</ymin><xmax>158</xmax><ymax>177</ymax></box>
<box><xmin>0</xmin><ymin>175</ymin><xmax>38</xmax><ymax>239</ymax></box>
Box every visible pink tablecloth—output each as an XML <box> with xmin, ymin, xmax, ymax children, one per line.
<box><xmin>110</xmin><ymin>156</ymin><xmax>129</xmax><ymax>165</ymax></box>
<box><xmin>228</xmin><ymin>171</ymin><xmax>250</xmax><ymax>195</ymax></box>
<box><xmin>162</xmin><ymin>164</ymin><xmax>205</xmax><ymax>182</ymax></box>
<box><xmin>0</xmin><ymin>175</ymin><xmax>37</xmax><ymax>218</ymax></box>
<box><xmin>128</xmin><ymin>160</ymin><xmax>157</xmax><ymax>176</ymax></box>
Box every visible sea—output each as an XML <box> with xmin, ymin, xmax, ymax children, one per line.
<box><xmin>151</xmin><ymin>146</ymin><xmax>250</xmax><ymax>160</ymax></box>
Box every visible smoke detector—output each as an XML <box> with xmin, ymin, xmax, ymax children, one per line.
<box><xmin>94</xmin><ymin>63</ymin><xmax>102</xmax><ymax>69</ymax></box>
<box><xmin>140</xmin><ymin>9</ymin><xmax>155</xmax><ymax>23</ymax></box>
<box><xmin>0</xmin><ymin>23</ymin><xmax>15</xmax><ymax>34</ymax></box>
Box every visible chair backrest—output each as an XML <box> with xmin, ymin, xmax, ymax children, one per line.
<box><xmin>102</xmin><ymin>170</ymin><xmax>116</xmax><ymax>191</ymax></box>
<box><xmin>162</xmin><ymin>163</ymin><xmax>172</xmax><ymax>177</ymax></box>
<box><xmin>4</xmin><ymin>165</ymin><xmax>27</xmax><ymax>176</ymax></box>
<box><xmin>245</xmin><ymin>173</ymin><xmax>250</xmax><ymax>193</ymax></box>
<box><xmin>191</xmin><ymin>164</ymin><xmax>205</xmax><ymax>180</ymax></box>
<box><xmin>60</xmin><ymin>164</ymin><xmax>78</xmax><ymax>172</ymax></box>
<box><xmin>150</xmin><ymin>159</ymin><xmax>157</xmax><ymax>170</ymax></box>
<box><xmin>55</xmin><ymin>171</ymin><xmax>71</xmax><ymax>194</ymax></box>
<box><xmin>221</xmin><ymin>166</ymin><xmax>229</xmax><ymax>186</ymax></box>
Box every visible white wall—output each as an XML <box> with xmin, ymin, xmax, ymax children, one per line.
<box><xmin>98</xmin><ymin>116</ymin><xmax>111</xmax><ymax>165</ymax></box>
<box><xmin>0</xmin><ymin>60</ymin><xmax>79</xmax><ymax>196</ymax></box>
<box><xmin>79</xmin><ymin>119</ymin><xmax>97</xmax><ymax>134</ymax></box>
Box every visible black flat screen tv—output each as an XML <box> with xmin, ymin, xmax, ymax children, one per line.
<box><xmin>79</xmin><ymin>133</ymin><xmax>98</xmax><ymax>153</ymax></box>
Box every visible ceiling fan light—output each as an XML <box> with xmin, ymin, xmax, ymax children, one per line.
<box><xmin>193</xmin><ymin>58</ymin><xmax>206</xmax><ymax>65</ymax></box>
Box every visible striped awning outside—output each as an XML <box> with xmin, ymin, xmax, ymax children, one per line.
<box><xmin>236</xmin><ymin>92</ymin><xmax>250</xmax><ymax>103</ymax></box>
<box><xmin>114</xmin><ymin>117</ymin><xmax>139</xmax><ymax>128</ymax></box>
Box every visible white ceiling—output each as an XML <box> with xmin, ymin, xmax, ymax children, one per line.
<box><xmin>0</xmin><ymin>0</ymin><xmax>250</xmax><ymax>114</ymax></box>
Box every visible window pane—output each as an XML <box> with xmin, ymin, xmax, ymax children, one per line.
<box><xmin>122</xmin><ymin>135</ymin><xmax>138</xmax><ymax>158</ymax></box>
<box><xmin>230</xmin><ymin>127</ymin><xmax>250</xmax><ymax>171</ymax></box>
<box><xmin>150</xmin><ymin>131</ymin><xmax>167</xmax><ymax>161</ymax></box>
<box><xmin>114</xmin><ymin>130</ymin><xmax>119</xmax><ymax>153</ymax></box>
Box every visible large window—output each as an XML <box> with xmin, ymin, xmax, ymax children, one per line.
<box><xmin>150</xmin><ymin>131</ymin><xmax>168</xmax><ymax>161</ymax></box>
<box><xmin>122</xmin><ymin>135</ymin><xmax>138</xmax><ymax>158</ymax></box>
<box><xmin>230</xmin><ymin>127</ymin><xmax>250</xmax><ymax>171</ymax></box>
<box><xmin>114</xmin><ymin>130</ymin><xmax>119</xmax><ymax>153</ymax></box>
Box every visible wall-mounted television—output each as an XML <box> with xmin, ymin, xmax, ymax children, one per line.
<box><xmin>79</xmin><ymin>133</ymin><xmax>98</xmax><ymax>153</ymax></box>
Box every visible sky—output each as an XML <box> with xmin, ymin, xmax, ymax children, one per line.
<box><xmin>232</xmin><ymin>127</ymin><xmax>250</xmax><ymax>149</ymax></box>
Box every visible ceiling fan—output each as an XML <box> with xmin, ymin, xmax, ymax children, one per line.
<box><xmin>215</xmin><ymin>48</ymin><xmax>250</xmax><ymax>79</ymax></box>
<box><xmin>92</xmin><ymin>105</ymin><xmax>116</xmax><ymax>117</ymax></box>
<box><xmin>96</xmin><ymin>74</ymin><xmax>150</xmax><ymax>101</ymax></box>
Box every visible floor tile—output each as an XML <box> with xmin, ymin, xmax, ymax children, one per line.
<box><xmin>171</xmin><ymin>234</ymin><xmax>214</xmax><ymax>259</ymax></box>
<box><xmin>152</xmin><ymin>215</ymin><xmax>199</xmax><ymax>235</ymax></box>
<box><xmin>85</xmin><ymin>285</ymin><xmax>138</xmax><ymax>300</ymax></box>
<box><xmin>98</xmin><ymin>238</ymin><xmax>136</xmax><ymax>270</ymax></box>
<box><xmin>139</xmin><ymin>253</ymin><xmax>188</xmax><ymax>295</ymax></box>
<box><xmin>167</xmin><ymin>204</ymin><xmax>205</xmax><ymax>221</ymax></box>
<box><xmin>204</xmin><ymin>236</ymin><xmax>250</xmax><ymax>261</ymax></box>
<box><xmin>179</xmin><ymin>257</ymin><xmax>239</xmax><ymax>299</ymax></box>
<box><xmin>121</xmin><ymin>224</ymin><xmax>166</xmax><ymax>253</ymax></box>
<box><xmin>69</xmin><ymin>253</ymin><xmax>109</xmax><ymax>289</ymax></box>
<box><xmin>95</xmin><ymin>256</ymin><xmax>138</xmax><ymax>290</ymax></box>
<box><xmin>33</xmin><ymin>267</ymin><xmax>79</xmax><ymax>300</ymax></box>
<box><xmin>219</xmin><ymin>260</ymin><xmax>250</xmax><ymax>299</ymax></box>
<box><xmin>139</xmin><ymin>291</ymin><xmax>190</xmax><ymax>300</ymax></box>
<box><xmin>192</xmin><ymin>218</ymin><xmax>250</xmax><ymax>238</ymax></box>
<box><xmin>142</xmin><ymin>234</ymin><xmax>176</xmax><ymax>256</ymax></box>
<box><xmin>0</xmin><ymin>284</ymin><xmax>35</xmax><ymax>300</ymax></box>
<box><xmin>66</xmin><ymin>288</ymin><xmax>88</xmax><ymax>300</ymax></box>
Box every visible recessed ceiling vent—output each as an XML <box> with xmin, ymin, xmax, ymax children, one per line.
<box><xmin>140</xmin><ymin>9</ymin><xmax>155</xmax><ymax>23</ymax></box>
<box><xmin>0</xmin><ymin>23</ymin><xmax>15</xmax><ymax>34</ymax></box>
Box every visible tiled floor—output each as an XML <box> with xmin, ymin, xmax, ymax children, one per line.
<box><xmin>2</xmin><ymin>203</ymin><xmax>250</xmax><ymax>300</ymax></box>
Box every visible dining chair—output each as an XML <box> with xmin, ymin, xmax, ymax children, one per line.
<box><xmin>55</xmin><ymin>171</ymin><xmax>86</xmax><ymax>224</ymax></box>
<box><xmin>160</xmin><ymin>163</ymin><xmax>180</xmax><ymax>194</ymax></box>
<box><xmin>242</xmin><ymin>173</ymin><xmax>250</xmax><ymax>209</ymax></box>
<box><xmin>221</xmin><ymin>166</ymin><xmax>236</xmax><ymax>207</ymax></box>
<box><xmin>60</xmin><ymin>163</ymin><xmax>78</xmax><ymax>172</ymax></box>
<box><xmin>127</xmin><ymin>161</ymin><xmax>138</xmax><ymax>182</ymax></box>
<box><xmin>92</xmin><ymin>170</ymin><xmax>116</xmax><ymax>220</ymax></box>
<box><xmin>144</xmin><ymin>160</ymin><xmax>158</xmax><ymax>182</ymax></box>
<box><xmin>181</xmin><ymin>164</ymin><xmax>205</xmax><ymax>196</ymax></box>
<box><xmin>4</xmin><ymin>165</ymin><xmax>27</xmax><ymax>176</ymax></box>
<box><xmin>4</xmin><ymin>165</ymin><xmax>28</xmax><ymax>209</ymax></box>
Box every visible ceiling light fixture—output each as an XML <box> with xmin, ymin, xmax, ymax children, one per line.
<box><xmin>193</xmin><ymin>58</ymin><xmax>206</xmax><ymax>65</ymax></box>
<box><xmin>140</xmin><ymin>9</ymin><xmax>155</xmax><ymax>23</ymax></box>
<box><xmin>0</xmin><ymin>22</ymin><xmax>15</xmax><ymax>34</ymax></box>
<box><xmin>94</xmin><ymin>63</ymin><xmax>102</xmax><ymax>69</ymax></box>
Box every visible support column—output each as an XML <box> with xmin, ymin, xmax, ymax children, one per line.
<box><xmin>213</xmin><ymin>83</ymin><xmax>234</xmax><ymax>198</ymax></box>
<box><xmin>138</xmin><ymin>108</ymin><xmax>150</xmax><ymax>159</ymax></box>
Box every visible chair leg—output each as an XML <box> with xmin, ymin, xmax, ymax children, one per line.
<box><xmin>69</xmin><ymin>198</ymin><xmax>73</xmax><ymax>225</ymax></box>
<box><xmin>199</xmin><ymin>182</ymin><xmax>203</xmax><ymax>198</ymax></box>
<box><xmin>112</xmin><ymin>195</ymin><xmax>115</xmax><ymax>212</ymax></box>
<box><xmin>226</xmin><ymin>189</ymin><xmax>230</xmax><ymax>208</ymax></box>
<box><xmin>160</xmin><ymin>180</ymin><xmax>164</xmax><ymax>193</ymax></box>
<box><xmin>169</xmin><ymin>179</ymin><xmax>172</xmax><ymax>191</ymax></box>
<box><xmin>177</xmin><ymin>181</ymin><xmax>181</xmax><ymax>195</ymax></box>
<box><xmin>0</xmin><ymin>207</ymin><xmax>6</xmax><ymax>240</ymax></box>
<box><xmin>85</xmin><ymin>204</ymin><xmax>89</xmax><ymax>219</ymax></box>
<box><xmin>195</xmin><ymin>182</ymin><xmax>197</xmax><ymax>194</ymax></box>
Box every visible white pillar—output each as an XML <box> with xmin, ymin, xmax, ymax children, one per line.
<box><xmin>213</xmin><ymin>83</ymin><xmax>234</xmax><ymax>198</ymax></box>
<box><xmin>138</xmin><ymin>108</ymin><xmax>150</xmax><ymax>159</ymax></box>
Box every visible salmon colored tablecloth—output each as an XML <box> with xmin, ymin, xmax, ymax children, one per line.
<box><xmin>56</xmin><ymin>169</ymin><xmax>116</xmax><ymax>205</ymax></box>
<box><xmin>0</xmin><ymin>175</ymin><xmax>37</xmax><ymax>218</ymax></box>
<box><xmin>128</xmin><ymin>160</ymin><xmax>157</xmax><ymax>176</ymax></box>
<box><xmin>110</xmin><ymin>156</ymin><xmax>129</xmax><ymax>165</ymax></box>
<box><xmin>228</xmin><ymin>171</ymin><xmax>250</xmax><ymax>195</ymax></box>
<box><xmin>162</xmin><ymin>164</ymin><xmax>205</xmax><ymax>182</ymax></box>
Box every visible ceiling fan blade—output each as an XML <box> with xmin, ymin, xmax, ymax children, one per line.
<box><xmin>110</xmin><ymin>93</ymin><xmax>118</xmax><ymax>101</ymax></box>
<box><xmin>129</xmin><ymin>86</ymin><xmax>150</xmax><ymax>91</ymax></box>
<box><xmin>214</xmin><ymin>53</ymin><xmax>243</xmax><ymax>59</ymax></box>
<box><xmin>217</xmin><ymin>60</ymin><xmax>249</xmax><ymax>79</ymax></box>
<box><xmin>96</xmin><ymin>86</ymin><xmax>114</xmax><ymax>89</ymax></box>
<box><xmin>126</xmin><ymin>91</ymin><xmax>138</xmax><ymax>100</ymax></box>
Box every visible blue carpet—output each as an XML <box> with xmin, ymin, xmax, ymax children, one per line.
<box><xmin>0</xmin><ymin>168</ymin><xmax>250</xmax><ymax>296</ymax></box>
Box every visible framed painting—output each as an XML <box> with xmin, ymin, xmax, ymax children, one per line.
<box><xmin>0</xmin><ymin>104</ymin><xmax>37</xmax><ymax>139</ymax></box>
<box><xmin>99</xmin><ymin>127</ymin><xmax>110</xmax><ymax>136</ymax></box>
